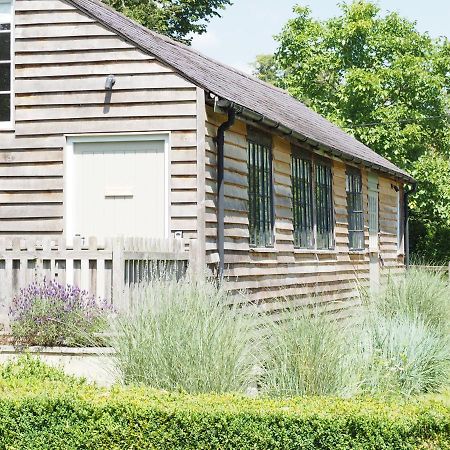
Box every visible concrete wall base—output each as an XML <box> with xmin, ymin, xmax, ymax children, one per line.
<box><xmin>0</xmin><ymin>346</ymin><xmax>118</xmax><ymax>386</ymax></box>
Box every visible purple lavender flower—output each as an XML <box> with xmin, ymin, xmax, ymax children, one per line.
<box><xmin>9</xmin><ymin>279</ymin><xmax>112</xmax><ymax>347</ymax></box>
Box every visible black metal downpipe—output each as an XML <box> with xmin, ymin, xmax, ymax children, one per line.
<box><xmin>216</xmin><ymin>108</ymin><xmax>236</xmax><ymax>280</ymax></box>
<box><xmin>404</xmin><ymin>182</ymin><xmax>418</xmax><ymax>268</ymax></box>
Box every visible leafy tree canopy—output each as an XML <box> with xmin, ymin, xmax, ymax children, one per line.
<box><xmin>254</xmin><ymin>1</ymin><xmax>450</xmax><ymax>261</ymax></box>
<box><xmin>104</xmin><ymin>0</ymin><xmax>232</xmax><ymax>43</ymax></box>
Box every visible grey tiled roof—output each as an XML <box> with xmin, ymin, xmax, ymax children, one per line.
<box><xmin>68</xmin><ymin>0</ymin><xmax>413</xmax><ymax>182</ymax></box>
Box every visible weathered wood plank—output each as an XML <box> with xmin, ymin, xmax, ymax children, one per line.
<box><xmin>0</xmin><ymin>192</ymin><xmax>63</xmax><ymax>204</ymax></box>
<box><xmin>16</xmin><ymin>60</ymin><xmax>174</xmax><ymax>77</ymax></box>
<box><xmin>15</xmin><ymin>48</ymin><xmax>151</xmax><ymax>64</ymax></box>
<box><xmin>16</xmin><ymin>0</ymin><xmax>75</xmax><ymax>11</ymax></box>
<box><xmin>15</xmin><ymin>89</ymin><xmax>196</xmax><ymax>106</ymax></box>
<box><xmin>15</xmin><ymin>102</ymin><xmax>196</xmax><ymax>121</ymax></box>
<box><xmin>15</xmin><ymin>11</ymin><xmax>96</xmax><ymax>25</ymax></box>
<box><xmin>16</xmin><ymin>117</ymin><xmax>197</xmax><ymax>136</ymax></box>
<box><xmin>0</xmin><ymin>177</ymin><xmax>62</xmax><ymax>191</ymax></box>
<box><xmin>16</xmin><ymin>73</ymin><xmax>194</xmax><ymax>93</ymax></box>
<box><xmin>0</xmin><ymin>204</ymin><xmax>62</xmax><ymax>219</ymax></box>
<box><xmin>0</xmin><ymin>163</ymin><xmax>63</xmax><ymax>177</ymax></box>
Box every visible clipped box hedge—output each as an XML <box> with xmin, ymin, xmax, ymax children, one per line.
<box><xmin>0</xmin><ymin>358</ymin><xmax>448</xmax><ymax>450</ymax></box>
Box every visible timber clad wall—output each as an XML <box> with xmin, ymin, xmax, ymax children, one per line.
<box><xmin>205</xmin><ymin>107</ymin><xmax>404</xmax><ymax>312</ymax></box>
<box><xmin>1</xmin><ymin>0</ymin><xmax>198</xmax><ymax>238</ymax></box>
<box><xmin>1</xmin><ymin>0</ymin><xmax>405</xmax><ymax>309</ymax></box>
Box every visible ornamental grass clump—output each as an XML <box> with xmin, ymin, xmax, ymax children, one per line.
<box><xmin>261</xmin><ymin>308</ymin><xmax>360</xmax><ymax>398</ymax></box>
<box><xmin>361</xmin><ymin>312</ymin><xmax>450</xmax><ymax>397</ymax></box>
<box><xmin>110</xmin><ymin>277</ymin><xmax>262</xmax><ymax>394</ymax></box>
<box><xmin>10</xmin><ymin>279</ymin><xmax>111</xmax><ymax>347</ymax></box>
<box><xmin>360</xmin><ymin>266</ymin><xmax>450</xmax><ymax>397</ymax></box>
<box><xmin>373</xmin><ymin>267</ymin><xmax>450</xmax><ymax>334</ymax></box>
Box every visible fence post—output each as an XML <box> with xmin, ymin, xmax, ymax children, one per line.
<box><xmin>112</xmin><ymin>238</ymin><xmax>127</xmax><ymax>313</ymax></box>
<box><xmin>188</xmin><ymin>239</ymin><xmax>202</xmax><ymax>281</ymax></box>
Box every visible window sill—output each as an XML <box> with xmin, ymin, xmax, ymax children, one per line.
<box><xmin>348</xmin><ymin>249</ymin><xmax>366</xmax><ymax>255</ymax></box>
<box><xmin>0</xmin><ymin>123</ymin><xmax>14</xmax><ymax>131</ymax></box>
<box><xmin>249</xmin><ymin>247</ymin><xmax>278</xmax><ymax>254</ymax></box>
<box><xmin>294</xmin><ymin>248</ymin><xmax>337</xmax><ymax>255</ymax></box>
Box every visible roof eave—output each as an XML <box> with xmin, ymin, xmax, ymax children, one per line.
<box><xmin>213</xmin><ymin>98</ymin><xmax>415</xmax><ymax>185</ymax></box>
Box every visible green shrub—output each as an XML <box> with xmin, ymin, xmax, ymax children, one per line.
<box><xmin>361</xmin><ymin>312</ymin><xmax>450</xmax><ymax>397</ymax></box>
<box><xmin>109</xmin><ymin>278</ymin><xmax>262</xmax><ymax>394</ymax></box>
<box><xmin>261</xmin><ymin>308</ymin><xmax>360</xmax><ymax>397</ymax></box>
<box><xmin>0</xmin><ymin>357</ymin><xmax>448</xmax><ymax>450</ymax></box>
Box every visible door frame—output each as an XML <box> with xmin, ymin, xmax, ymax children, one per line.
<box><xmin>64</xmin><ymin>132</ymin><xmax>171</xmax><ymax>245</ymax></box>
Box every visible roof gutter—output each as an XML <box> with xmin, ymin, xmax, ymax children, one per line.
<box><xmin>215</xmin><ymin>106</ymin><xmax>236</xmax><ymax>280</ymax></box>
<box><xmin>212</xmin><ymin>98</ymin><xmax>415</xmax><ymax>185</ymax></box>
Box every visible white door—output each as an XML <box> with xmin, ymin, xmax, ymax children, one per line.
<box><xmin>70</xmin><ymin>139</ymin><xmax>166</xmax><ymax>241</ymax></box>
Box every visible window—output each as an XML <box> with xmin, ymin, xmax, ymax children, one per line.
<box><xmin>0</xmin><ymin>0</ymin><xmax>12</xmax><ymax>125</ymax></box>
<box><xmin>315</xmin><ymin>162</ymin><xmax>334</xmax><ymax>249</ymax></box>
<box><xmin>368</xmin><ymin>173</ymin><xmax>379</xmax><ymax>252</ymax></box>
<box><xmin>292</xmin><ymin>155</ymin><xmax>314</xmax><ymax>248</ymax></box>
<box><xmin>291</xmin><ymin>149</ymin><xmax>334</xmax><ymax>250</ymax></box>
<box><xmin>346</xmin><ymin>168</ymin><xmax>364</xmax><ymax>250</ymax></box>
<box><xmin>247</xmin><ymin>129</ymin><xmax>274</xmax><ymax>247</ymax></box>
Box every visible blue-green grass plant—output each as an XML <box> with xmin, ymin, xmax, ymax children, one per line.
<box><xmin>261</xmin><ymin>307</ymin><xmax>361</xmax><ymax>397</ymax></box>
<box><xmin>110</xmin><ymin>277</ymin><xmax>262</xmax><ymax>394</ymax></box>
<box><xmin>361</xmin><ymin>311</ymin><xmax>450</xmax><ymax>397</ymax></box>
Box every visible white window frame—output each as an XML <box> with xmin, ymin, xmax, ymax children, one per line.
<box><xmin>0</xmin><ymin>0</ymin><xmax>14</xmax><ymax>130</ymax></box>
<box><xmin>64</xmin><ymin>132</ymin><xmax>171</xmax><ymax>245</ymax></box>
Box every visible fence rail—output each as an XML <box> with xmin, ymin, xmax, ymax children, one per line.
<box><xmin>0</xmin><ymin>236</ymin><xmax>195</xmax><ymax>329</ymax></box>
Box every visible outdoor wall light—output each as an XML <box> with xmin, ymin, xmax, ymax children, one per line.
<box><xmin>105</xmin><ymin>74</ymin><xmax>116</xmax><ymax>90</ymax></box>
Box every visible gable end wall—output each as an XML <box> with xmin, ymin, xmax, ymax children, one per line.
<box><xmin>0</xmin><ymin>0</ymin><xmax>199</xmax><ymax>238</ymax></box>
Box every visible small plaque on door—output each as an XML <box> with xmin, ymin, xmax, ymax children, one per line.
<box><xmin>105</xmin><ymin>188</ymin><xmax>134</xmax><ymax>198</ymax></box>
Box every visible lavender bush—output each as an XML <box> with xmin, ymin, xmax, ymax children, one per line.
<box><xmin>9</xmin><ymin>279</ymin><xmax>111</xmax><ymax>347</ymax></box>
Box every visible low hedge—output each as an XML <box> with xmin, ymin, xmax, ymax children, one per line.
<box><xmin>0</xmin><ymin>357</ymin><xmax>448</xmax><ymax>449</ymax></box>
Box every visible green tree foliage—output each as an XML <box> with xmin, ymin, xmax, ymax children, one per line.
<box><xmin>104</xmin><ymin>0</ymin><xmax>231</xmax><ymax>43</ymax></box>
<box><xmin>251</xmin><ymin>54</ymin><xmax>282</xmax><ymax>86</ymax></box>
<box><xmin>255</xmin><ymin>2</ymin><xmax>450</xmax><ymax>261</ymax></box>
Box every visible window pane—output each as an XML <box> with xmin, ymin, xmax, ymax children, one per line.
<box><xmin>0</xmin><ymin>62</ymin><xmax>10</xmax><ymax>90</ymax></box>
<box><xmin>0</xmin><ymin>93</ymin><xmax>10</xmax><ymax>121</ymax></box>
<box><xmin>315</xmin><ymin>163</ymin><xmax>334</xmax><ymax>249</ymax></box>
<box><xmin>0</xmin><ymin>32</ymin><xmax>10</xmax><ymax>60</ymax></box>
<box><xmin>346</xmin><ymin>170</ymin><xmax>364</xmax><ymax>250</ymax></box>
<box><xmin>247</xmin><ymin>139</ymin><xmax>273</xmax><ymax>247</ymax></box>
<box><xmin>292</xmin><ymin>155</ymin><xmax>314</xmax><ymax>248</ymax></box>
<box><xmin>0</xmin><ymin>23</ymin><xmax>10</xmax><ymax>31</ymax></box>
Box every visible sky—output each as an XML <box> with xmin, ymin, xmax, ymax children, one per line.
<box><xmin>192</xmin><ymin>0</ymin><xmax>450</xmax><ymax>74</ymax></box>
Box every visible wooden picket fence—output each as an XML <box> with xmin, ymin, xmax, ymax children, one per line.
<box><xmin>0</xmin><ymin>236</ymin><xmax>196</xmax><ymax>329</ymax></box>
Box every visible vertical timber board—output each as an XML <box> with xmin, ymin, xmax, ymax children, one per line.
<box><xmin>195</xmin><ymin>88</ymin><xmax>207</xmax><ymax>273</ymax></box>
<box><xmin>112</xmin><ymin>238</ymin><xmax>126</xmax><ymax>312</ymax></box>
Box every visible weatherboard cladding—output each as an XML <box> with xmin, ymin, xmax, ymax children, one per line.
<box><xmin>67</xmin><ymin>0</ymin><xmax>412</xmax><ymax>183</ymax></box>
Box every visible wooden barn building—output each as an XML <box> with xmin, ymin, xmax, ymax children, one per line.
<box><xmin>0</xmin><ymin>0</ymin><xmax>415</xmax><ymax>315</ymax></box>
